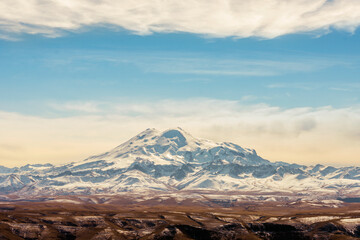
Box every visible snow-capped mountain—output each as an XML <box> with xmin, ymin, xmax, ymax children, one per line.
<box><xmin>0</xmin><ymin>128</ymin><xmax>359</xmax><ymax>199</ymax></box>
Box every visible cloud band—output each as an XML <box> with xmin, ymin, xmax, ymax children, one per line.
<box><xmin>0</xmin><ymin>99</ymin><xmax>359</xmax><ymax>167</ymax></box>
<box><xmin>1</xmin><ymin>0</ymin><xmax>360</xmax><ymax>39</ymax></box>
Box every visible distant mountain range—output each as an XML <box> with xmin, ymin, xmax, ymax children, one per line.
<box><xmin>0</xmin><ymin>128</ymin><xmax>359</xmax><ymax>199</ymax></box>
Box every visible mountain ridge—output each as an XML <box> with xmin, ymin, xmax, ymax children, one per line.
<box><xmin>0</xmin><ymin>128</ymin><xmax>359</xmax><ymax>200</ymax></box>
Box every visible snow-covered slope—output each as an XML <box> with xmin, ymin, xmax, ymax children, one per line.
<box><xmin>0</xmin><ymin>128</ymin><xmax>359</xmax><ymax>199</ymax></box>
<box><xmin>82</xmin><ymin>128</ymin><xmax>268</xmax><ymax>168</ymax></box>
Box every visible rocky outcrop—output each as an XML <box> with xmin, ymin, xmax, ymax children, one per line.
<box><xmin>1</xmin><ymin>208</ymin><xmax>359</xmax><ymax>240</ymax></box>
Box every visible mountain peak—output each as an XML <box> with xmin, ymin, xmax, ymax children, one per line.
<box><xmin>82</xmin><ymin>127</ymin><xmax>270</xmax><ymax>169</ymax></box>
<box><xmin>134</xmin><ymin>128</ymin><xmax>160</xmax><ymax>138</ymax></box>
<box><xmin>159</xmin><ymin>128</ymin><xmax>193</xmax><ymax>148</ymax></box>
<box><xmin>1</xmin><ymin>128</ymin><xmax>359</xmax><ymax>197</ymax></box>
<box><xmin>124</xmin><ymin>127</ymin><xmax>195</xmax><ymax>150</ymax></box>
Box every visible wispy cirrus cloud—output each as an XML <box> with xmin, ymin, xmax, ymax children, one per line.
<box><xmin>43</xmin><ymin>51</ymin><xmax>345</xmax><ymax>77</ymax></box>
<box><xmin>134</xmin><ymin>57</ymin><xmax>338</xmax><ymax>76</ymax></box>
<box><xmin>48</xmin><ymin>101</ymin><xmax>102</xmax><ymax>113</ymax></box>
<box><xmin>1</xmin><ymin>0</ymin><xmax>360</xmax><ymax>39</ymax></box>
<box><xmin>268</xmin><ymin>81</ymin><xmax>360</xmax><ymax>91</ymax></box>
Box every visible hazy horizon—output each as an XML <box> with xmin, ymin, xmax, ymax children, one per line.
<box><xmin>0</xmin><ymin>0</ymin><xmax>359</xmax><ymax>167</ymax></box>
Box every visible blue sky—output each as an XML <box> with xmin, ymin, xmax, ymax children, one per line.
<box><xmin>0</xmin><ymin>0</ymin><xmax>360</xmax><ymax>167</ymax></box>
<box><xmin>1</xmin><ymin>29</ymin><xmax>359</xmax><ymax>116</ymax></box>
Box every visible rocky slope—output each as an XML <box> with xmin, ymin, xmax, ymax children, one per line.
<box><xmin>0</xmin><ymin>202</ymin><xmax>359</xmax><ymax>240</ymax></box>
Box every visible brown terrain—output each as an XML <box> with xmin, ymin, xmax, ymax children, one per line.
<box><xmin>0</xmin><ymin>194</ymin><xmax>360</xmax><ymax>240</ymax></box>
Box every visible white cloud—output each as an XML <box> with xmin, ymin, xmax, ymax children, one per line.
<box><xmin>48</xmin><ymin>101</ymin><xmax>102</xmax><ymax>113</ymax></box>
<box><xmin>0</xmin><ymin>99</ymin><xmax>359</xmax><ymax>167</ymax></box>
<box><xmin>1</xmin><ymin>0</ymin><xmax>360</xmax><ymax>39</ymax></box>
<box><xmin>59</xmin><ymin>52</ymin><xmax>343</xmax><ymax>77</ymax></box>
<box><xmin>134</xmin><ymin>56</ymin><xmax>337</xmax><ymax>76</ymax></box>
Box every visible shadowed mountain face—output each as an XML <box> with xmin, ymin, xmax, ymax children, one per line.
<box><xmin>0</xmin><ymin>128</ymin><xmax>359</xmax><ymax>198</ymax></box>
